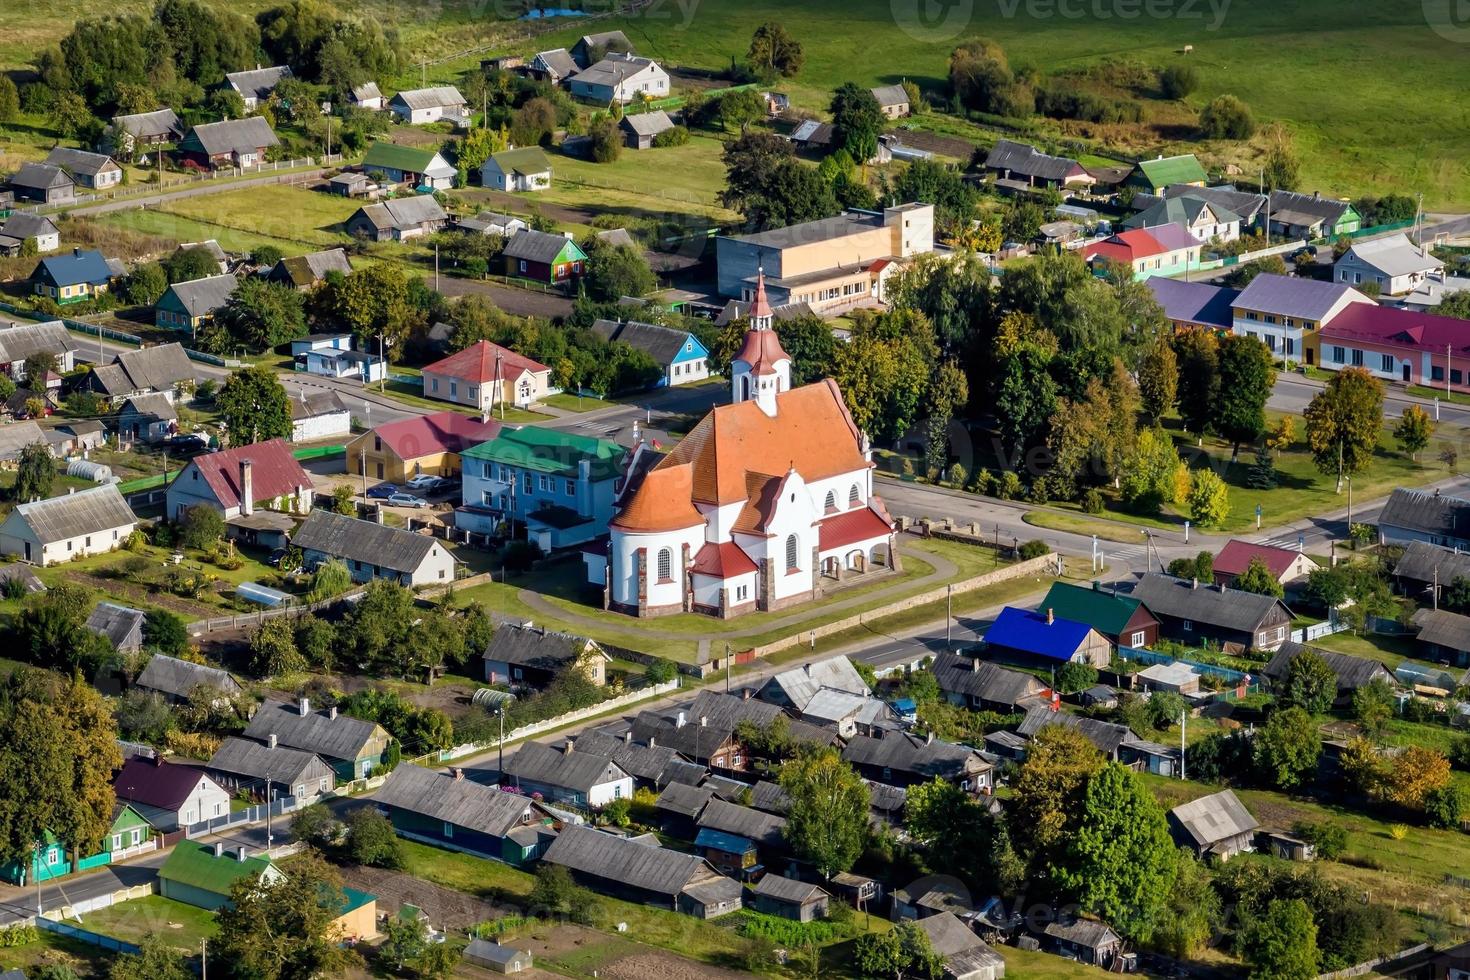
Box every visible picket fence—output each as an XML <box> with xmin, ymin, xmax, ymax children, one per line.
<box><xmin>184</xmin><ymin>794</ymin><xmax>302</xmax><ymax>838</ymax></box>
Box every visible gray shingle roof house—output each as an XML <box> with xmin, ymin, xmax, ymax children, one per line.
<box><xmin>1336</xmin><ymin>233</ymin><xmax>1443</xmax><ymax>295</ymax></box>
<box><xmin>571</xmin><ymin>30</ymin><xmax>634</xmax><ymax>68</ymax></box>
<box><xmin>1017</xmin><ymin>706</ymin><xmax>1134</xmax><ymax>760</ymax></box>
<box><xmin>696</xmin><ymin>797</ymin><xmax>786</xmax><ymax>849</ymax></box>
<box><xmin>346</xmin><ymin>195</ymin><xmax>448</xmax><ymax>242</ymax></box>
<box><xmin>751</xmin><ymin>874</ymin><xmax>830</xmax><ymax>922</ymax></box>
<box><xmin>111</xmin><ymin>108</ymin><xmax>184</xmax><ymax>152</ymax></box>
<box><xmin>1378</xmin><ymin>489</ymin><xmax>1470</xmax><ymax>550</ymax></box>
<box><xmin>573</xmin><ymin>729</ymin><xmax>686</xmax><ymax>786</ymax></box>
<box><xmin>157</xmin><ymin>274</ymin><xmax>239</xmax><ymax>326</ymax></box>
<box><xmin>1156</xmin><ymin>183</ymin><xmax>1268</xmax><ymax>226</ymax></box>
<box><xmin>654</xmin><ymin>781</ymin><xmax>713</xmax><ymax>822</ymax></box>
<box><xmin>1130</xmin><ymin>573</ymin><xmax>1293</xmax><ymax>652</ymax></box>
<box><xmin>9</xmin><ymin>163</ymin><xmax>74</xmax><ymax>205</ymax></box>
<box><xmin>983</xmin><ymin>139</ymin><xmax>1091</xmax><ymax>188</ymax></box>
<box><xmin>630</xmin><ymin>690</ymin><xmax>835</xmax><ymax>769</ymax></box>
<box><xmin>289</xmin><ymin>510</ymin><xmax>456</xmax><ymax>588</ymax></box>
<box><xmin>483</xmin><ymin>623</ymin><xmax>609</xmax><ymax>689</ymax></box>
<box><xmin>388</xmin><ymin>86</ymin><xmax>469</xmax><ymax>125</ymax></box>
<box><xmin>1</xmin><ymin>213</ymin><xmax>60</xmax><ymax>254</ymax></box>
<box><xmin>542</xmin><ymin>824</ymin><xmax>742</xmax><ymax>918</ymax></box>
<box><xmin>504</xmin><ymin>228</ymin><xmax>579</xmax><ymax>265</ymax></box>
<box><xmin>529</xmin><ymin>48</ymin><xmax>579</xmax><ymax>82</ymax></box>
<box><xmin>375</xmin><ymin>763</ymin><xmax>552</xmax><ymax>861</ymax></box>
<box><xmin>179</xmin><ymin>117</ymin><xmax>280</xmax><ymax>167</ymax></box>
<box><xmin>224</xmin><ymin>66</ymin><xmax>292</xmax><ymax>108</ymax></box>
<box><xmin>1268</xmin><ymin>190</ymin><xmax>1360</xmax><ymax>238</ymax></box>
<box><xmin>503</xmin><ymin>739</ymin><xmax>632</xmax><ymax>808</ymax></box>
<box><xmin>619</xmin><ymin>110</ymin><xmax>674</xmax><ymax>148</ymax></box>
<box><xmin>757</xmin><ymin>655</ymin><xmax>869</xmax><ymax>712</ymax></box>
<box><xmin>86</xmin><ymin>602</ymin><xmax>146</xmax><ymax>653</ymax></box>
<box><xmin>0</xmin><ymin>483</ymin><xmax>138</xmax><ymax>566</ymax></box>
<box><xmin>0</xmin><ymin>321</ymin><xmax>76</xmax><ymax>375</ymax></box>
<box><xmin>206</xmin><ymin>736</ymin><xmax>335</xmax><ymax>800</ymax></box>
<box><xmin>1043</xmin><ymin>918</ymin><xmax>1124</xmax><ymax>967</ymax></box>
<box><xmin>1409</xmin><ymin>608</ymin><xmax>1470</xmax><ymax>666</ymax></box>
<box><xmin>43</xmin><ymin>147</ymin><xmax>123</xmax><ymax>188</ymax></box>
<box><xmin>136</xmin><ymin>654</ymin><xmax>243</xmax><ymax>704</ymax></box>
<box><xmin>1168</xmin><ymin>789</ymin><xmax>1259</xmax><ymax>859</ymax></box>
<box><xmin>1392</xmin><ymin>539</ymin><xmax>1470</xmax><ymax>594</ymax></box>
<box><xmin>1262</xmin><ymin>643</ymin><xmax>1394</xmax><ymax>704</ymax></box>
<box><xmin>841</xmin><ymin>732</ymin><xmax>993</xmax><ymax>793</ymax></box>
<box><xmin>932</xmin><ymin>652</ymin><xmax>1046</xmax><ymax>712</ymax></box>
<box><xmin>870</xmin><ymin>84</ymin><xmax>910</xmax><ymax>117</ymax></box>
<box><xmin>85</xmin><ymin>343</ymin><xmax>195</xmax><ymax>401</ymax></box>
<box><xmin>916</xmin><ymin>911</ymin><xmax>1005</xmax><ymax>980</ymax></box>
<box><xmin>266</xmin><ymin>248</ymin><xmax>352</xmax><ymax>290</ymax></box>
<box><xmin>242</xmin><ymin>698</ymin><xmax>392</xmax><ymax>781</ymax></box>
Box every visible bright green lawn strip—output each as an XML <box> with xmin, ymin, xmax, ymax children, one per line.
<box><xmin>78</xmin><ymin>895</ymin><xmax>217</xmax><ymax>952</ymax></box>
<box><xmin>1023</xmin><ymin>509</ymin><xmax>1149</xmax><ymax>544</ymax></box>
<box><xmin>998</xmin><ymin>944</ymin><xmax>1118</xmax><ymax>978</ymax></box>
<box><xmin>542</xmin><ymin>392</ymin><xmax>607</xmax><ymax>413</ymax></box>
<box><xmin>1310</xmin><ymin>630</ymin><xmax>1444</xmax><ymax>674</ymax></box>
<box><xmin>378</xmin><ymin>380</ymin><xmax>551</xmax><ymax>423</ymax></box>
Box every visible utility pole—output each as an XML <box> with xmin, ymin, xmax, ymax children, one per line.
<box><xmin>945</xmin><ymin>584</ymin><xmax>953</xmax><ymax>651</ymax></box>
<box><xmin>1179</xmin><ymin>708</ymin><xmax>1187</xmax><ymax>780</ymax></box>
<box><xmin>434</xmin><ymin>241</ymin><xmax>440</xmax><ymax>292</ymax></box>
<box><xmin>725</xmin><ymin>643</ymin><xmax>731</xmax><ymax>693</ymax></box>
<box><xmin>201</xmin><ymin>939</ymin><xmax>207</xmax><ymax>980</ymax></box>
<box><xmin>378</xmin><ymin>332</ymin><xmax>386</xmax><ymax>392</ymax></box>
<box><xmin>497</xmin><ymin>705</ymin><xmax>505</xmax><ymax>777</ymax></box>
<box><xmin>360</xmin><ymin>447</ymin><xmax>367</xmax><ymax>495</ymax></box>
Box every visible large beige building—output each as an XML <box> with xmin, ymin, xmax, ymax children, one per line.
<box><xmin>715</xmin><ymin>204</ymin><xmax>934</xmax><ymax>316</ymax></box>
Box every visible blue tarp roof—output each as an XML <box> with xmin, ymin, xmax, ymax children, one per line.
<box><xmin>891</xmin><ymin>698</ymin><xmax>917</xmax><ymax>712</ymax></box>
<box><xmin>982</xmin><ymin>606</ymin><xmax>1094</xmax><ymax>661</ymax></box>
<box><xmin>695</xmin><ymin>827</ymin><xmax>754</xmax><ymax>855</ymax></box>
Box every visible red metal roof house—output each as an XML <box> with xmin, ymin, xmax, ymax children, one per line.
<box><xmin>164</xmin><ymin>439</ymin><xmax>313</xmax><ymax>521</ymax></box>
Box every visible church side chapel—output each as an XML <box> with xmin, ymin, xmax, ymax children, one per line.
<box><xmin>591</xmin><ymin>272</ymin><xmax>899</xmax><ymax>618</ymax></box>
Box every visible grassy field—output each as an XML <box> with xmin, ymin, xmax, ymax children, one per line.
<box><xmin>151</xmin><ymin>185</ymin><xmax>362</xmax><ymax>250</ymax></box>
<box><xmin>531</xmin><ymin>135</ymin><xmax>739</xmax><ymax>222</ymax></box>
<box><xmin>522</xmin><ymin>0</ymin><xmax>1470</xmax><ymax>207</ymax></box>
<box><xmin>78</xmin><ymin>895</ymin><xmax>218</xmax><ymax>952</ymax></box>
<box><xmin>1023</xmin><ymin>509</ymin><xmax>1149</xmax><ymax>544</ymax></box>
<box><xmin>1141</xmin><ymin>774</ymin><xmax>1470</xmax><ymax>942</ymax></box>
<box><xmin>541</xmin><ymin>392</ymin><xmax>607</xmax><ymax>413</ymax></box>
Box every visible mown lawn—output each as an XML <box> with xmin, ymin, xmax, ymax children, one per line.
<box><xmin>526</xmin><ymin>135</ymin><xmax>738</xmax><ymax>222</ymax></box>
<box><xmin>1023</xmin><ymin>509</ymin><xmax>1150</xmax><ymax>544</ymax></box>
<box><xmin>378</xmin><ymin>379</ymin><xmax>553</xmax><ymax>423</ymax></box>
<box><xmin>542</xmin><ymin>392</ymin><xmax>607</xmax><ymax>413</ymax></box>
<box><xmin>152</xmin><ymin>185</ymin><xmax>362</xmax><ymax>250</ymax></box>
<box><xmin>78</xmin><ymin>895</ymin><xmax>217</xmax><ymax>952</ymax></box>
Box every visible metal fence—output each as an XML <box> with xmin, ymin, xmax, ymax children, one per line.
<box><xmin>185</xmin><ymin>794</ymin><xmax>301</xmax><ymax>838</ymax></box>
<box><xmin>1117</xmin><ymin>645</ymin><xmax>1259</xmax><ymax>684</ymax></box>
<box><xmin>37</xmin><ymin>916</ymin><xmax>141</xmax><ymax>956</ymax></box>
<box><xmin>186</xmin><ymin>589</ymin><xmax>365</xmax><ymax>636</ymax></box>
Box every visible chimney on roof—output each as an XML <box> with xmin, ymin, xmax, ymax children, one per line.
<box><xmin>240</xmin><ymin>458</ymin><xmax>254</xmax><ymax>517</ymax></box>
<box><xmin>675</xmin><ymin>711</ymin><xmax>686</xmax><ymax>728</ymax></box>
<box><xmin>971</xmin><ymin>655</ymin><xmax>980</xmax><ymax>673</ymax></box>
<box><xmin>647</xmin><ymin>735</ymin><xmax>656</xmax><ymax>748</ymax></box>
<box><xmin>453</xmin><ymin>768</ymin><xmax>464</xmax><ymax>781</ymax></box>
<box><xmin>699</xmin><ymin>715</ymin><xmax>708</xmax><ymax>728</ymax></box>
<box><xmin>1045</xmin><ymin>607</ymin><xmax>1054</xmax><ymax>625</ymax></box>
<box><xmin>328</xmin><ymin>705</ymin><xmax>338</xmax><ymax>720</ymax></box>
<box><xmin>741</xmin><ymin>688</ymin><xmax>751</xmax><ymax>700</ymax></box>
<box><xmin>1191</xmin><ymin>577</ymin><xmax>1199</xmax><ymax>590</ymax></box>
<box><xmin>298</xmin><ymin>696</ymin><xmax>310</xmax><ymax>716</ymax></box>
<box><xmin>213</xmin><ymin>841</ymin><xmax>224</xmax><ymax>858</ymax></box>
<box><xmin>623</xmin><ymin>730</ymin><xmax>632</xmax><ymax>744</ymax></box>
<box><xmin>926</xmin><ymin>731</ymin><xmax>934</xmax><ymax>745</ymax></box>
<box><xmin>564</xmin><ymin>738</ymin><xmax>575</xmax><ymax>754</ymax></box>
<box><xmin>267</xmin><ymin>733</ymin><xmax>277</xmax><ymax>750</ymax></box>
<box><xmin>236</xmin><ymin>847</ymin><xmax>248</xmax><ymax>862</ymax></box>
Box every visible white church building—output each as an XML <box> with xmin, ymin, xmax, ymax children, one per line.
<box><xmin>585</xmin><ymin>273</ymin><xmax>899</xmax><ymax>618</ymax></box>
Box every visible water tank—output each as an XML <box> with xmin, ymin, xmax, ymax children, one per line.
<box><xmin>66</xmin><ymin>459</ymin><xmax>114</xmax><ymax>483</ymax></box>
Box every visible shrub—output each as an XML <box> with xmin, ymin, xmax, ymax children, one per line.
<box><xmin>997</xmin><ymin>471</ymin><xmax>1022</xmax><ymax>500</ymax></box>
<box><xmin>1081</xmin><ymin>488</ymin><xmax>1105</xmax><ymax>514</ymax></box>
<box><xmin>165</xmin><ymin>730</ymin><xmax>221</xmax><ymax>759</ymax></box>
<box><xmin>1018</xmin><ymin>540</ymin><xmax>1050</xmax><ymax>560</ymax></box>
<box><xmin>651</xmin><ymin>125</ymin><xmax>690</xmax><ymax>147</ymax></box>
<box><xmin>1425</xmin><ymin>784</ymin><xmax>1467</xmax><ymax>830</ymax></box>
<box><xmin>1291</xmin><ymin>820</ymin><xmax>1347</xmax><ymax>860</ymax></box>
<box><xmin>1200</xmin><ymin>94</ymin><xmax>1255</xmax><ymax>139</ymax></box>
<box><xmin>1388</xmin><ymin>823</ymin><xmax>1409</xmax><ymax>840</ymax></box>
<box><xmin>1159</xmin><ymin>63</ymin><xmax>1199</xmax><ymax>98</ymax></box>
<box><xmin>645</xmin><ymin>657</ymin><xmax>678</xmax><ymax>684</ymax></box>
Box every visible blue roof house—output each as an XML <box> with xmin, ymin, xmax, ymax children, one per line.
<box><xmin>31</xmin><ymin>249</ymin><xmax>124</xmax><ymax>305</ymax></box>
<box><xmin>695</xmin><ymin>827</ymin><xmax>759</xmax><ymax>877</ymax></box>
<box><xmin>981</xmin><ymin>606</ymin><xmax>1112</xmax><ymax>669</ymax></box>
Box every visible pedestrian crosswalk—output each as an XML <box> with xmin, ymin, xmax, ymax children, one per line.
<box><xmin>1259</xmin><ymin>534</ymin><xmax>1306</xmax><ymax>550</ymax></box>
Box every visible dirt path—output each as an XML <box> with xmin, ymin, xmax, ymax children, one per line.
<box><xmin>434</xmin><ymin>277</ymin><xmax>575</xmax><ymax>319</ymax></box>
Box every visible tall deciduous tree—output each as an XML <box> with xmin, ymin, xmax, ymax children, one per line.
<box><xmin>1138</xmin><ymin>335</ymin><xmax>1178</xmax><ymax>422</ymax></box>
<box><xmin>1057</xmin><ymin>763</ymin><xmax>1177</xmax><ymax>942</ymax></box>
<box><xmin>1253</xmin><ymin>706</ymin><xmax>1322</xmax><ymax>789</ymax></box>
<box><xmin>1215</xmin><ymin>334</ymin><xmax>1275</xmax><ymax>459</ymax></box>
<box><xmin>1121</xmin><ymin>427</ymin><xmax>1186</xmax><ymax>513</ymax></box>
<box><xmin>13</xmin><ymin>442</ymin><xmax>53</xmax><ymax>503</ymax></box>
<box><xmin>0</xmin><ymin>670</ymin><xmax>122</xmax><ymax>868</ymax></box>
<box><xmin>905</xmin><ymin>777</ymin><xmax>1023</xmax><ymax>892</ymax></box>
<box><xmin>215</xmin><ymin>278</ymin><xmax>307</xmax><ymax>352</ymax></box>
<box><xmin>778</xmin><ymin>747</ymin><xmax>869</xmax><ymax>878</ymax></box>
<box><xmin>1394</xmin><ymin>404</ymin><xmax>1433</xmax><ymax>461</ymax></box>
<box><xmin>217</xmin><ymin>365</ymin><xmax>292</xmax><ymax>446</ymax></box>
<box><xmin>1009</xmin><ymin>726</ymin><xmax>1105</xmax><ymax>879</ymax></box>
<box><xmin>1239</xmin><ymin>898</ymin><xmax>1319</xmax><ymax>980</ymax></box>
<box><xmin>829</xmin><ymin>82</ymin><xmax>884</xmax><ymax>162</ymax></box>
<box><xmin>746</xmin><ymin>22</ymin><xmax>804</xmax><ymax>79</ymax></box>
<box><xmin>214</xmin><ymin>851</ymin><xmax>361</xmax><ymax>979</ymax></box>
<box><xmin>923</xmin><ymin>359</ymin><xmax>969</xmax><ymax>479</ymax></box>
<box><xmin>1304</xmin><ymin>367</ymin><xmax>1384</xmax><ymax>492</ymax></box>
<box><xmin>1281</xmin><ymin>648</ymin><xmax>1336</xmax><ymax>713</ymax></box>
<box><xmin>1186</xmin><ymin>467</ymin><xmax>1231</xmax><ymax>528</ymax></box>
<box><xmin>1173</xmin><ymin>329</ymin><xmax>1219</xmax><ymax>436</ymax></box>
<box><xmin>1234</xmin><ymin>556</ymin><xmax>1285</xmax><ymax>599</ymax></box>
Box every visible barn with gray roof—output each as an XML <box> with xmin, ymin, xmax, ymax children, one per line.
<box><xmin>542</xmin><ymin>824</ymin><xmax>741</xmax><ymax>917</ymax></box>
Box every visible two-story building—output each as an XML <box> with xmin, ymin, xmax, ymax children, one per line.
<box><xmin>457</xmin><ymin>426</ymin><xmax>624</xmax><ymax>550</ymax></box>
<box><xmin>1230</xmin><ymin>273</ymin><xmax>1375</xmax><ymax>366</ymax></box>
<box><xmin>716</xmin><ymin>204</ymin><xmax>933</xmax><ymax>315</ymax></box>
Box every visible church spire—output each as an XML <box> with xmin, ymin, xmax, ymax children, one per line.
<box><xmin>749</xmin><ymin>266</ymin><xmax>773</xmax><ymax>330</ymax></box>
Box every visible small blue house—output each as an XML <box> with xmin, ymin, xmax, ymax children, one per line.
<box><xmin>31</xmin><ymin>249</ymin><xmax>124</xmax><ymax>305</ymax></box>
<box><xmin>695</xmin><ymin>827</ymin><xmax>758</xmax><ymax>877</ymax></box>
<box><xmin>981</xmin><ymin>606</ymin><xmax>1112</xmax><ymax>669</ymax></box>
<box><xmin>0</xmin><ymin>833</ymin><xmax>70</xmax><ymax>885</ymax></box>
<box><xmin>590</xmin><ymin>319</ymin><xmax>711</xmax><ymax>388</ymax></box>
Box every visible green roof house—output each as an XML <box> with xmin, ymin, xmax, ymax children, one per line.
<box><xmin>0</xmin><ymin>832</ymin><xmax>70</xmax><ymax>886</ymax></box>
<box><xmin>482</xmin><ymin>147</ymin><xmax>552</xmax><ymax>193</ymax></box>
<box><xmin>159</xmin><ymin>840</ymin><xmax>284</xmax><ymax>911</ymax></box>
<box><xmin>1039</xmin><ymin>581</ymin><xmax>1161</xmax><ymax>649</ymax></box>
<box><xmin>360</xmin><ymin>142</ymin><xmax>456</xmax><ymax>191</ymax></box>
<box><xmin>459</xmin><ymin>426</ymin><xmax>626</xmax><ymax>551</ymax></box>
<box><xmin>1129</xmin><ymin>154</ymin><xmax>1208</xmax><ymax>194</ymax></box>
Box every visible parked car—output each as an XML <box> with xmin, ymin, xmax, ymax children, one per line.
<box><xmin>266</xmin><ymin>548</ymin><xmax>287</xmax><ymax>568</ymax></box>
<box><xmin>167</xmin><ymin>434</ymin><xmax>208</xmax><ymax>453</ymax></box>
<box><xmin>365</xmin><ymin>483</ymin><xmax>399</xmax><ymax>499</ymax></box>
<box><xmin>386</xmin><ymin>492</ymin><xmax>428</xmax><ymax>508</ymax></box>
<box><xmin>405</xmin><ymin>474</ymin><xmax>440</xmax><ymax>490</ymax></box>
